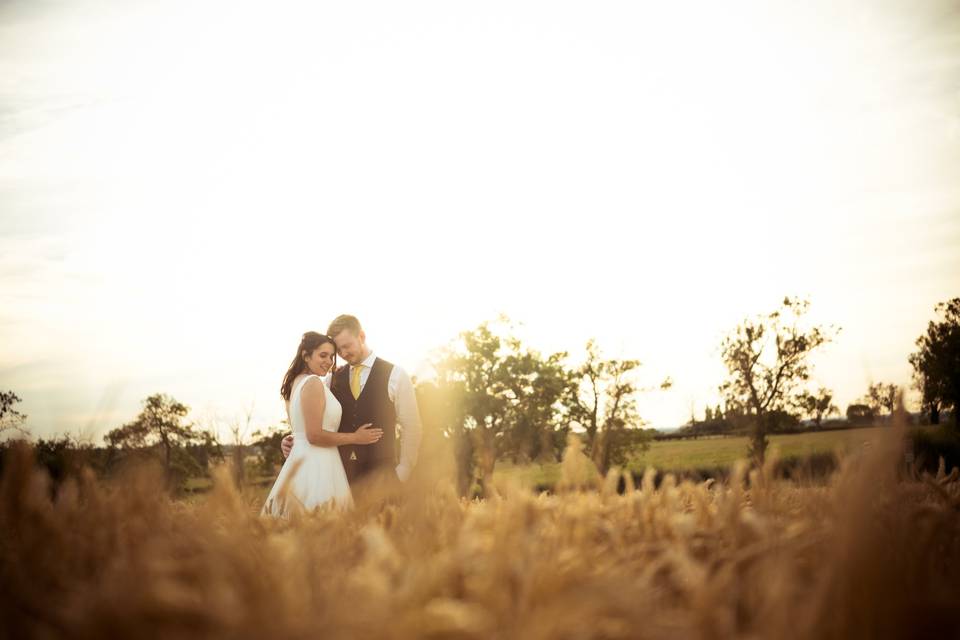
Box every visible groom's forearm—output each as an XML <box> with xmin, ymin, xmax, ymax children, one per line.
<box><xmin>395</xmin><ymin>374</ymin><xmax>423</xmax><ymax>479</ymax></box>
<box><xmin>306</xmin><ymin>429</ymin><xmax>355</xmax><ymax>447</ymax></box>
<box><xmin>397</xmin><ymin>420</ymin><xmax>422</xmax><ymax>477</ymax></box>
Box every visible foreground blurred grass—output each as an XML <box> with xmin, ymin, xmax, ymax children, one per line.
<box><xmin>2</xmin><ymin>423</ymin><xmax>959</xmax><ymax>640</ymax></box>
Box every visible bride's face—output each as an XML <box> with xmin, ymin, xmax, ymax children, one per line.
<box><xmin>303</xmin><ymin>343</ymin><xmax>336</xmax><ymax>376</ymax></box>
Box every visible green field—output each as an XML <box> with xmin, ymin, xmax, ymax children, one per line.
<box><xmin>495</xmin><ymin>426</ymin><xmax>905</xmax><ymax>487</ymax></box>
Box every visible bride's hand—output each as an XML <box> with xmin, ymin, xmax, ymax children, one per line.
<box><xmin>280</xmin><ymin>434</ymin><xmax>294</xmax><ymax>458</ymax></box>
<box><xmin>352</xmin><ymin>424</ymin><xmax>383</xmax><ymax>445</ymax></box>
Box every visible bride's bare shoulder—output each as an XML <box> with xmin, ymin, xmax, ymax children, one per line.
<box><xmin>299</xmin><ymin>374</ymin><xmax>325</xmax><ymax>393</ymax></box>
<box><xmin>291</xmin><ymin>373</ymin><xmax>320</xmax><ymax>392</ymax></box>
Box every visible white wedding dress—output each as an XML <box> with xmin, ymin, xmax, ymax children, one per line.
<box><xmin>262</xmin><ymin>374</ymin><xmax>353</xmax><ymax>516</ymax></box>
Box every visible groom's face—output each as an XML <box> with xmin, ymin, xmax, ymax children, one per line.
<box><xmin>332</xmin><ymin>329</ymin><xmax>366</xmax><ymax>365</ymax></box>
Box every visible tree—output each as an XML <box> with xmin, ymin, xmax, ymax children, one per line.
<box><xmin>250</xmin><ymin>424</ymin><xmax>289</xmax><ymax>477</ymax></box>
<box><xmin>798</xmin><ymin>387</ymin><xmax>838</xmax><ymax>428</ymax></box>
<box><xmin>432</xmin><ymin>321</ymin><xmax>508</xmax><ymax>496</ymax></box>
<box><xmin>846</xmin><ymin>403</ymin><xmax>875</xmax><ymax>425</ymax></box>
<box><xmin>225</xmin><ymin>402</ymin><xmax>256</xmax><ymax>488</ymax></box>
<box><xmin>431</xmin><ymin>318</ymin><xmax>572</xmax><ymax>496</ymax></box>
<box><xmin>500</xmin><ymin>346</ymin><xmax>572</xmax><ymax>465</ymax></box>
<box><xmin>910</xmin><ymin>298</ymin><xmax>960</xmax><ymax>428</ymax></box>
<box><xmin>913</xmin><ymin>367</ymin><xmax>944</xmax><ymax>425</ymax></box>
<box><xmin>415</xmin><ymin>378</ymin><xmax>473</xmax><ymax>497</ymax></box>
<box><xmin>105</xmin><ymin>394</ymin><xmax>210</xmax><ymax>486</ymax></box>
<box><xmin>565</xmin><ymin>339</ymin><xmax>629</xmax><ymax>458</ymax></box>
<box><xmin>0</xmin><ymin>391</ymin><xmax>28</xmax><ymax>439</ymax></box>
<box><xmin>32</xmin><ymin>435</ymin><xmax>104</xmax><ymax>485</ymax></box>
<box><xmin>862</xmin><ymin>382</ymin><xmax>899</xmax><ymax>419</ymax></box>
<box><xmin>564</xmin><ymin>340</ymin><xmax>668</xmax><ymax>475</ymax></box>
<box><xmin>719</xmin><ymin>297</ymin><xmax>837</xmax><ymax>463</ymax></box>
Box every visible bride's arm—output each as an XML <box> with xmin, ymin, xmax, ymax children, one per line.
<box><xmin>301</xmin><ymin>378</ymin><xmax>382</xmax><ymax>447</ymax></box>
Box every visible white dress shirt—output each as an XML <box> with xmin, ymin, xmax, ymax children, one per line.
<box><xmin>350</xmin><ymin>351</ymin><xmax>422</xmax><ymax>481</ymax></box>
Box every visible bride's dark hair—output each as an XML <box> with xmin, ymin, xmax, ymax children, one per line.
<box><xmin>280</xmin><ymin>331</ymin><xmax>337</xmax><ymax>401</ymax></box>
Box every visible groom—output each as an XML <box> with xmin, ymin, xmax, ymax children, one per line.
<box><xmin>281</xmin><ymin>314</ymin><xmax>422</xmax><ymax>485</ymax></box>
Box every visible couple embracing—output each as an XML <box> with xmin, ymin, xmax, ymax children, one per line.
<box><xmin>262</xmin><ymin>315</ymin><xmax>422</xmax><ymax>516</ymax></box>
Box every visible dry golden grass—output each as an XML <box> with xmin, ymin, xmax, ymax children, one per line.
<box><xmin>2</xmin><ymin>422</ymin><xmax>959</xmax><ymax>640</ymax></box>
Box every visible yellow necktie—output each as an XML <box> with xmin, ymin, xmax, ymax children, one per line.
<box><xmin>350</xmin><ymin>365</ymin><xmax>364</xmax><ymax>399</ymax></box>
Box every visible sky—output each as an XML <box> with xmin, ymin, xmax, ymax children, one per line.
<box><xmin>1</xmin><ymin>0</ymin><xmax>959</xmax><ymax>441</ymax></box>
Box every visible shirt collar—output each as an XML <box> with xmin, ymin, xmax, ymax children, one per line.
<box><xmin>353</xmin><ymin>351</ymin><xmax>377</xmax><ymax>369</ymax></box>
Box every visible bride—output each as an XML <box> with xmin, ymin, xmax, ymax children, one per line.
<box><xmin>262</xmin><ymin>331</ymin><xmax>382</xmax><ymax>516</ymax></box>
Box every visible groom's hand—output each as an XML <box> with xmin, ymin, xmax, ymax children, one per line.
<box><xmin>280</xmin><ymin>434</ymin><xmax>294</xmax><ymax>459</ymax></box>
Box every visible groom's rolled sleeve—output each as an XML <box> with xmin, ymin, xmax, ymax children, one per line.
<box><xmin>391</xmin><ymin>367</ymin><xmax>422</xmax><ymax>482</ymax></box>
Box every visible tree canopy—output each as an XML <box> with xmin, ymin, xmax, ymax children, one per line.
<box><xmin>0</xmin><ymin>391</ymin><xmax>28</xmax><ymax>438</ymax></box>
<box><xmin>719</xmin><ymin>297</ymin><xmax>837</xmax><ymax>462</ymax></box>
<box><xmin>910</xmin><ymin>298</ymin><xmax>960</xmax><ymax>428</ymax></box>
<box><xmin>105</xmin><ymin>394</ymin><xmax>217</xmax><ymax>487</ymax></box>
<box><xmin>423</xmin><ymin>318</ymin><xmax>664</xmax><ymax>495</ymax></box>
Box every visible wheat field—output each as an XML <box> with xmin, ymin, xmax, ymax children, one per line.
<box><xmin>2</xmin><ymin>423</ymin><xmax>959</xmax><ymax>640</ymax></box>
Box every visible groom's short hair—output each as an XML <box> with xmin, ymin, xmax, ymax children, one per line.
<box><xmin>327</xmin><ymin>314</ymin><xmax>362</xmax><ymax>338</ymax></box>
